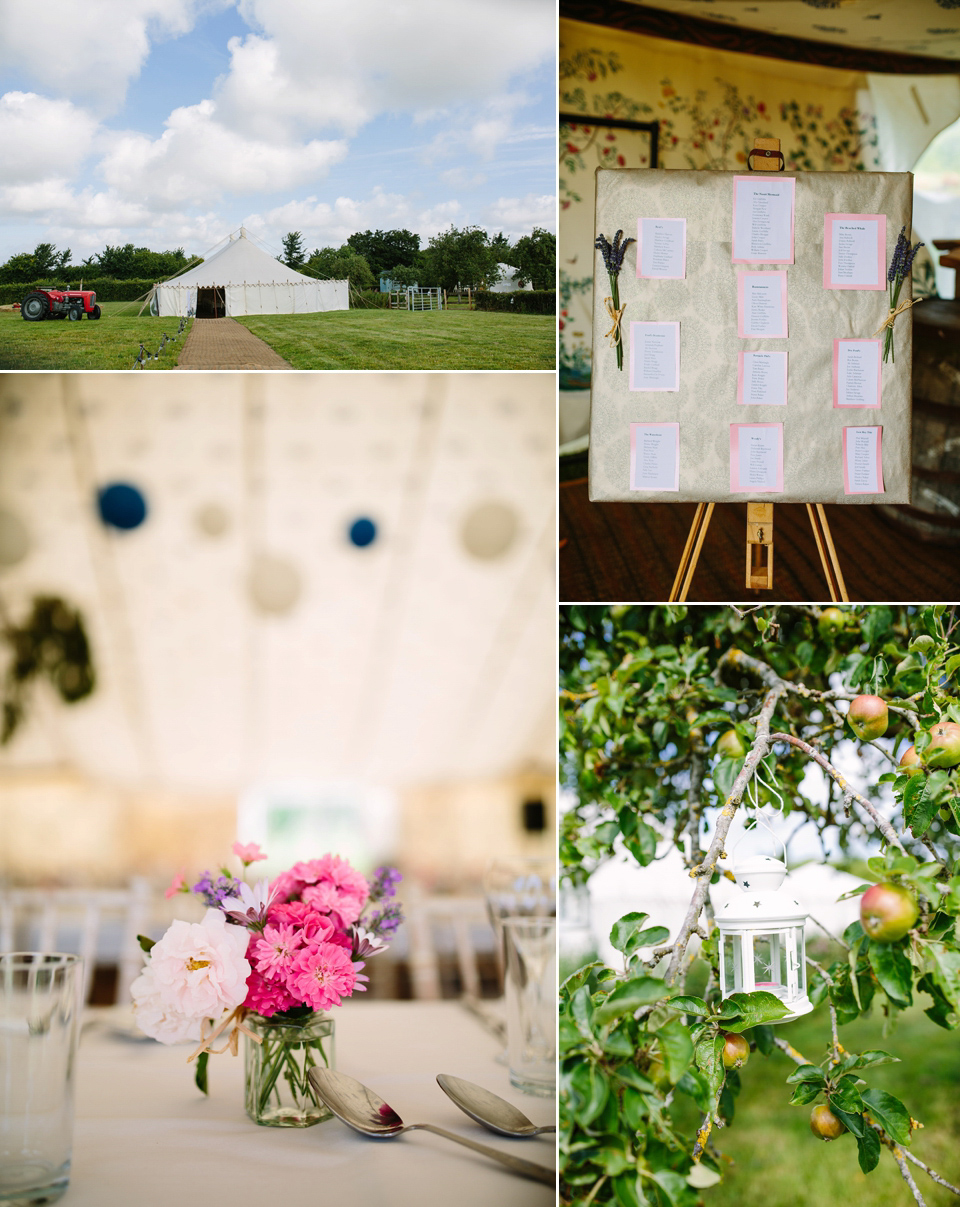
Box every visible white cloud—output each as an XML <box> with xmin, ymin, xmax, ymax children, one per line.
<box><xmin>224</xmin><ymin>0</ymin><xmax>554</xmax><ymax>136</ymax></box>
<box><xmin>483</xmin><ymin>194</ymin><xmax>556</xmax><ymax>235</ymax></box>
<box><xmin>0</xmin><ymin>0</ymin><xmax>232</xmax><ymax>113</ymax></box>
<box><xmin>99</xmin><ymin>100</ymin><xmax>348</xmax><ymax>205</ymax></box>
<box><xmin>0</xmin><ymin>92</ymin><xmax>99</xmax><ymax>183</ymax></box>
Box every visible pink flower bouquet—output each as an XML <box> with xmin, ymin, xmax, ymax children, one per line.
<box><xmin>132</xmin><ymin>843</ymin><xmax>402</xmax><ymax>1109</ymax></box>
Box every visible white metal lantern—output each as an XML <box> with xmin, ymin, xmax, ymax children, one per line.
<box><xmin>716</xmin><ymin>855</ymin><xmax>813</xmax><ymax>1022</ymax></box>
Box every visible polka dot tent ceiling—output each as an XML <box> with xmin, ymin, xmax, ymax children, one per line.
<box><xmin>461</xmin><ymin>501</ymin><xmax>519</xmax><ymax>560</ymax></box>
<box><xmin>0</xmin><ymin>374</ymin><xmax>555</xmax><ymax>792</ymax></box>
<box><xmin>97</xmin><ymin>483</ymin><xmax>148</xmax><ymax>531</ymax></box>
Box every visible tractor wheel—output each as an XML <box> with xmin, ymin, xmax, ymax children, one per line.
<box><xmin>21</xmin><ymin>292</ymin><xmax>49</xmax><ymax>321</ymax></box>
<box><xmin>90</xmin><ymin>305</ymin><xmax>101</xmax><ymax>320</ymax></box>
<box><xmin>68</xmin><ymin>308</ymin><xmax>81</xmax><ymax>321</ymax></box>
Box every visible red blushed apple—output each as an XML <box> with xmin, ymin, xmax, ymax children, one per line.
<box><xmin>848</xmin><ymin>694</ymin><xmax>888</xmax><ymax>741</ymax></box>
<box><xmin>716</xmin><ymin>729</ymin><xmax>746</xmax><ymax>759</ymax></box>
<box><xmin>721</xmin><ymin>1032</ymin><xmax>749</xmax><ymax>1069</ymax></box>
<box><xmin>899</xmin><ymin>745</ymin><xmax>923</xmax><ymax>775</ymax></box>
<box><xmin>924</xmin><ymin>722</ymin><xmax>960</xmax><ymax>769</ymax></box>
<box><xmin>810</xmin><ymin>1104</ymin><xmax>846</xmax><ymax>1140</ymax></box>
<box><xmin>860</xmin><ymin>882</ymin><xmax>919</xmax><ymax>942</ymax></box>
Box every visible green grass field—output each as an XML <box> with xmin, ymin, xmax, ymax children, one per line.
<box><xmin>674</xmin><ymin>1005</ymin><xmax>960</xmax><ymax>1207</ymax></box>
<box><xmin>0</xmin><ymin>302</ymin><xmax>191</xmax><ymax>370</ymax></box>
<box><xmin>234</xmin><ymin>307</ymin><xmax>555</xmax><ymax>369</ymax></box>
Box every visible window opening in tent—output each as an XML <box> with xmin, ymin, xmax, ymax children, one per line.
<box><xmin>913</xmin><ymin>116</ymin><xmax>960</xmax><ymax>300</ymax></box>
<box><xmin>196</xmin><ymin>286</ymin><xmax>226</xmax><ymax>318</ymax></box>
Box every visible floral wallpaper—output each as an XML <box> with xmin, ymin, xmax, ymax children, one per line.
<box><xmin>558</xmin><ymin>23</ymin><xmax>877</xmax><ymax>388</ymax></box>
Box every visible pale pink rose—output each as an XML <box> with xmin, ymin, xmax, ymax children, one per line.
<box><xmin>131</xmin><ymin>967</ymin><xmax>205</xmax><ymax>1044</ymax></box>
<box><xmin>131</xmin><ymin>909</ymin><xmax>250</xmax><ymax>1032</ymax></box>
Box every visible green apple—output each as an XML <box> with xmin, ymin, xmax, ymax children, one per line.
<box><xmin>810</xmin><ymin>1104</ymin><xmax>846</xmax><ymax>1140</ymax></box>
<box><xmin>818</xmin><ymin>608</ymin><xmax>846</xmax><ymax>639</ymax></box>
<box><xmin>899</xmin><ymin>745</ymin><xmax>923</xmax><ymax>775</ymax></box>
<box><xmin>721</xmin><ymin>1032</ymin><xmax>749</xmax><ymax>1069</ymax></box>
<box><xmin>924</xmin><ymin>721</ymin><xmax>960</xmax><ymax>769</ymax></box>
<box><xmin>716</xmin><ymin>729</ymin><xmax>746</xmax><ymax>759</ymax></box>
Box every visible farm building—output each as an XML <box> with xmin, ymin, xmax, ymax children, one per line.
<box><xmin>152</xmin><ymin>228</ymin><xmax>349</xmax><ymax>318</ymax></box>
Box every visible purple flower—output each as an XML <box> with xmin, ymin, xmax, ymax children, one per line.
<box><xmin>368</xmin><ymin>866</ymin><xmax>402</xmax><ymax>902</ymax></box>
<box><xmin>192</xmin><ymin>871</ymin><xmax>244</xmax><ymax>910</ymax></box>
<box><xmin>595</xmin><ymin>230</ymin><xmax>635</xmax><ymax>277</ymax></box>
<box><xmin>365</xmin><ymin>901</ymin><xmax>404</xmax><ymax>938</ymax></box>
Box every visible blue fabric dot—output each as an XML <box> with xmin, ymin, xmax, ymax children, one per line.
<box><xmin>349</xmin><ymin>517</ymin><xmax>376</xmax><ymax>547</ymax></box>
<box><xmin>97</xmin><ymin>483</ymin><xmax>148</xmax><ymax>530</ymax></box>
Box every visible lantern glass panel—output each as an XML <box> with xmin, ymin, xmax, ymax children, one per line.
<box><xmin>753</xmin><ymin>934</ymin><xmax>786</xmax><ymax>999</ymax></box>
<box><xmin>778</xmin><ymin>931</ymin><xmax>789</xmax><ymax>988</ymax></box>
<box><xmin>722</xmin><ymin>934</ymin><xmax>742</xmax><ymax>993</ymax></box>
<box><xmin>795</xmin><ymin>930</ymin><xmax>806</xmax><ymax>994</ymax></box>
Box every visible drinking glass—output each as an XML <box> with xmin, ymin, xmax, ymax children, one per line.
<box><xmin>483</xmin><ymin>857</ymin><xmax>556</xmax><ymax>981</ymax></box>
<box><xmin>0</xmin><ymin>954</ymin><xmax>82</xmax><ymax>1207</ymax></box>
<box><xmin>501</xmin><ymin>916</ymin><xmax>556</xmax><ymax>1097</ymax></box>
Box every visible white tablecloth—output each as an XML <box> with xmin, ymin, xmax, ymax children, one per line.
<box><xmin>69</xmin><ymin>1001</ymin><xmax>556</xmax><ymax>1207</ymax></box>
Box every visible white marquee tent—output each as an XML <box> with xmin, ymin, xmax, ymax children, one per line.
<box><xmin>488</xmin><ymin>263</ymin><xmax>534</xmax><ymax>293</ymax></box>
<box><xmin>153</xmin><ymin>228</ymin><xmax>349</xmax><ymax>318</ymax></box>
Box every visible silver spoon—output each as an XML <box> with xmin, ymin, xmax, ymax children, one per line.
<box><xmin>436</xmin><ymin>1074</ymin><xmax>556</xmax><ymax>1137</ymax></box>
<box><xmin>307</xmin><ymin>1068</ymin><xmax>554</xmax><ymax>1187</ymax></box>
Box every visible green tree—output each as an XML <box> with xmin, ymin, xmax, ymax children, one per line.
<box><xmin>512</xmin><ymin>227</ymin><xmax>555</xmax><ymax>290</ymax></box>
<box><xmin>560</xmin><ymin>604</ymin><xmax>960</xmax><ymax>1206</ymax></box>
<box><xmin>0</xmin><ymin>243</ymin><xmax>71</xmax><ymax>283</ymax></box>
<box><xmin>345</xmin><ymin>229</ymin><xmax>420</xmax><ymax>279</ymax></box>
<box><xmin>387</xmin><ymin>264</ymin><xmax>420</xmax><ymax>288</ymax></box>
<box><xmin>421</xmin><ymin>225</ymin><xmax>500</xmax><ymax>291</ymax></box>
<box><xmin>280</xmin><ymin>231</ymin><xmax>306</xmax><ymax>270</ymax></box>
<box><xmin>303</xmin><ymin>246</ymin><xmax>376</xmax><ymax>290</ymax></box>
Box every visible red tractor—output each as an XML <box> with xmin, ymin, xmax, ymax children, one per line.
<box><xmin>20</xmin><ymin>288</ymin><xmax>101</xmax><ymax>321</ymax></box>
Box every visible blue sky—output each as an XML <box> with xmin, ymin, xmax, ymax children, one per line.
<box><xmin>0</xmin><ymin>0</ymin><xmax>556</xmax><ymax>264</ymax></box>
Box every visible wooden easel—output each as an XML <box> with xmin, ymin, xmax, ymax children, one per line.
<box><xmin>668</xmin><ymin>139</ymin><xmax>849</xmax><ymax>602</ymax></box>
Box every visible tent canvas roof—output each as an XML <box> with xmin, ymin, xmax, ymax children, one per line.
<box><xmin>164</xmin><ymin>228</ymin><xmax>319</xmax><ymax>286</ymax></box>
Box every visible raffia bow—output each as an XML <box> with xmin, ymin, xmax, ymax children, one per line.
<box><xmin>871</xmin><ymin>296</ymin><xmax>922</xmax><ymax>339</ymax></box>
<box><xmin>603</xmin><ymin>296</ymin><xmax>626</xmax><ymax>348</ymax></box>
<box><xmin>186</xmin><ymin>1005</ymin><xmax>262</xmax><ymax>1064</ymax></box>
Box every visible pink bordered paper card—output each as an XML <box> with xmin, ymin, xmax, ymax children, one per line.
<box><xmin>737</xmin><ymin>271</ymin><xmax>788</xmax><ymax>338</ymax></box>
<box><xmin>833</xmin><ymin>339</ymin><xmax>882</xmax><ymax>409</ymax></box>
<box><xmin>730</xmin><ymin>423</ymin><xmax>784</xmax><ymax>494</ymax></box>
<box><xmin>824</xmin><ymin>213</ymin><xmax>886</xmax><ymax>290</ymax></box>
<box><xmin>843</xmin><ymin>425</ymin><xmax>884</xmax><ymax>494</ymax></box>
<box><xmin>637</xmin><ymin>217</ymin><xmax>686</xmax><ymax>279</ymax></box>
<box><xmin>738</xmin><ymin>350</ymin><xmax>788</xmax><ymax>406</ymax></box>
<box><xmin>732</xmin><ymin>175</ymin><xmax>795</xmax><ymax>264</ymax></box>
<box><xmin>629</xmin><ymin>320</ymin><xmax>680</xmax><ymax>391</ymax></box>
<box><xmin>630</xmin><ymin>422</ymin><xmax>680</xmax><ymax>491</ymax></box>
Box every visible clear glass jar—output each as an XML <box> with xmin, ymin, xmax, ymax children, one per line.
<box><xmin>243</xmin><ymin>1009</ymin><xmax>335</xmax><ymax>1127</ymax></box>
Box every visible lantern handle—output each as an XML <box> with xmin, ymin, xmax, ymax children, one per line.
<box><xmin>740</xmin><ymin>758</ymin><xmax>787</xmax><ymax>865</ymax></box>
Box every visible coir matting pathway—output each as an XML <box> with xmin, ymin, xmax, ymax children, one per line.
<box><xmin>175</xmin><ymin>317</ymin><xmax>292</xmax><ymax>370</ymax></box>
<box><xmin>560</xmin><ymin>477</ymin><xmax>960</xmax><ymax>602</ymax></box>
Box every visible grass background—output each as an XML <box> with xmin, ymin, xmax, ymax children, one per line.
<box><xmin>0</xmin><ymin>304</ymin><xmax>554</xmax><ymax>371</ymax></box>
<box><xmin>0</xmin><ymin>302</ymin><xmax>190</xmax><ymax>370</ymax></box>
<box><xmin>679</xmin><ymin>1003</ymin><xmax>960</xmax><ymax>1207</ymax></box>
<box><xmin>233</xmin><ymin>308</ymin><xmax>555</xmax><ymax>369</ymax></box>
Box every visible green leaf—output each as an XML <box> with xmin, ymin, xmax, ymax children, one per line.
<box><xmin>686</xmin><ymin>1164</ymin><xmax>722</xmax><ymax>1189</ymax></box>
<box><xmin>830</xmin><ymin>1105</ymin><xmax>865</xmax><ymax>1138</ymax></box>
<box><xmin>828</xmin><ymin>1078</ymin><xmax>864</xmax><ymax>1114</ymax></box>
<box><xmin>579</xmin><ymin>1064</ymin><xmax>610</xmax><ymax>1126</ymax></box>
<box><xmin>594</xmin><ymin>977</ymin><xmax>669</xmax><ymax>1026</ymax></box>
<box><xmin>622</xmin><ymin>1086</ymin><xmax>648</xmax><ymax>1131</ymax></box>
<box><xmin>613</xmin><ymin>1172</ymin><xmax>649</xmax><ymax>1207</ymax></box>
<box><xmin>626</xmin><ymin>926</ymin><xmax>671</xmax><ymax>954</ymax></box>
<box><xmin>836</xmin><ymin>884</ymin><xmax>872</xmax><ymax>901</ymax></box>
<box><xmin>856</xmin><ymin>1126</ymin><xmax>882</xmax><ymax>1174</ymax></box>
<box><xmin>785</xmin><ymin>1064</ymin><xmax>827</xmax><ymax>1085</ymax></box>
<box><xmin>903</xmin><ymin>775</ymin><xmax>938</xmax><ymax>838</ymax></box>
<box><xmin>561</xmin><ymin>962</ymin><xmax>605</xmax><ymax>999</ymax></box>
<box><xmin>713</xmin><ymin>757</ymin><xmax>741</xmax><ymax>799</ymax></box>
<box><xmin>844</xmin><ymin>1049</ymin><xmax>901</xmax><ymax>1072</ymax></box>
<box><xmin>656</xmin><ymin>1018</ymin><xmax>694</xmax><ymax>1085</ymax></box>
<box><xmin>666</xmin><ymin>995</ymin><xmax>711</xmax><ymax>1016</ymax></box>
<box><xmin>194</xmin><ymin>1050</ymin><xmax>209</xmax><ymax>1095</ymax></box>
<box><xmin>613</xmin><ymin>1065</ymin><xmax>657</xmax><ymax>1093</ymax></box>
<box><xmin>720</xmin><ymin>990</ymin><xmax>789</xmax><ymax>1032</ymax></box>
<box><xmin>570</xmin><ymin>986</ymin><xmax>595</xmax><ymax>1039</ymax></box>
<box><xmin>694</xmin><ymin>1032</ymin><xmax>726</xmax><ymax>1098</ymax></box>
<box><xmin>611</xmin><ymin>912</ymin><xmax>649</xmax><ymax>953</ymax></box>
<box><xmin>917</xmin><ymin>972</ymin><xmax>959</xmax><ymax>1030</ymax></box>
<box><xmin>751</xmin><ymin>1024</ymin><xmax>775</xmax><ymax>1056</ymax></box>
<box><xmin>789</xmin><ymin>1082</ymin><xmax>823</xmax><ymax>1105</ymax></box>
<box><xmin>651</xmin><ymin>1169</ymin><xmax>689</xmax><ymax>1207</ymax></box>
<box><xmin>625</xmin><ymin>822</ymin><xmax>658</xmax><ymax>866</ymax></box>
<box><xmin>929</xmin><ymin>942</ymin><xmax>960</xmax><ymax>1010</ymax></box>
<box><xmin>868</xmin><ymin>943</ymin><xmax>913</xmax><ymax>1007</ymax></box>
<box><xmin>861</xmin><ymin>1088</ymin><xmax>912</xmax><ymax>1146</ymax></box>
<box><xmin>676</xmin><ymin>1070</ymin><xmax>712</xmax><ymax>1113</ymax></box>
<box><xmin>136</xmin><ymin>934</ymin><xmax>156</xmax><ymax>953</ymax></box>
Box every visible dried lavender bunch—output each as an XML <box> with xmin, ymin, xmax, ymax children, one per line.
<box><xmin>595</xmin><ymin>231</ymin><xmax>635</xmax><ymax>371</ymax></box>
<box><xmin>882</xmin><ymin>225</ymin><xmax>924</xmax><ymax>364</ymax></box>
